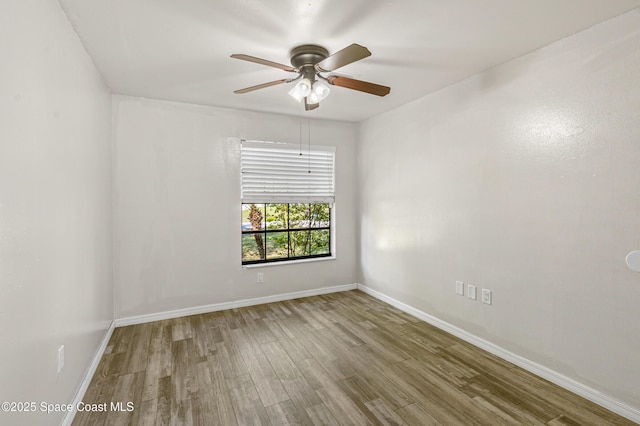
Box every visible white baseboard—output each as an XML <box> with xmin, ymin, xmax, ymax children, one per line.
<box><xmin>61</xmin><ymin>321</ymin><xmax>116</xmax><ymax>426</ymax></box>
<box><xmin>114</xmin><ymin>283</ymin><xmax>358</xmax><ymax>327</ymax></box>
<box><xmin>356</xmin><ymin>284</ymin><xmax>640</xmax><ymax>424</ymax></box>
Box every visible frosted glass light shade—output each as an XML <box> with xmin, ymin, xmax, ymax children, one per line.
<box><xmin>288</xmin><ymin>78</ymin><xmax>312</xmax><ymax>102</ymax></box>
<box><xmin>308</xmin><ymin>80</ymin><xmax>331</xmax><ymax>104</ymax></box>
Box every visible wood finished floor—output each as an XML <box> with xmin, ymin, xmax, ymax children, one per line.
<box><xmin>73</xmin><ymin>290</ymin><xmax>635</xmax><ymax>425</ymax></box>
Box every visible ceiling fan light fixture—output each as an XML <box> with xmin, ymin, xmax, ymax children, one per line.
<box><xmin>288</xmin><ymin>78</ymin><xmax>312</xmax><ymax>102</ymax></box>
<box><xmin>232</xmin><ymin>43</ymin><xmax>390</xmax><ymax>110</ymax></box>
<box><xmin>308</xmin><ymin>80</ymin><xmax>330</xmax><ymax>104</ymax></box>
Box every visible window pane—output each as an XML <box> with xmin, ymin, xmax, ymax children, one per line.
<box><xmin>310</xmin><ymin>229</ymin><xmax>330</xmax><ymax>254</ymax></box>
<box><xmin>289</xmin><ymin>203</ymin><xmax>311</xmax><ymax>229</ymax></box>
<box><xmin>266</xmin><ymin>232</ymin><xmax>288</xmax><ymax>259</ymax></box>
<box><xmin>309</xmin><ymin>203</ymin><xmax>330</xmax><ymax>228</ymax></box>
<box><xmin>242</xmin><ymin>203</ymin><xmax>265</xmax><ymax>231</ymax></box>
<box><xmin>242</xmin><ymin>233</ymin><xmax>265</xmax><ymax>262</ymax></box>
<box><xmin>266</xmin><ymin>203</ymin><xmax>287</xmax><ymax>230</ymax></box>
<box><xmin>289</xmin><ymin>230</ymin><xmax>310</xmax><ymax>256</ymax></box>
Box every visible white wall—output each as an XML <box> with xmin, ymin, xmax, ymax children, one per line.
<box><xmin>358</xmin><ymin>9</ymin><xmax>640</xmax><ymax>409</ymax></box>
<box><xmin>0</xmin><ymin>1</ymin><xmax>113</xmax><ymax>425</ymax></box>
<box><xmin>112</xmin><ymin>96</ymin><xmax>358</xmax><ymax>318</ymax></box>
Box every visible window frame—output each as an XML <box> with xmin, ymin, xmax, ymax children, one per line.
<box><xmin>241</xmin><ymin>202</ymin><xmax>332</xmax><ymax>266</ymax></box>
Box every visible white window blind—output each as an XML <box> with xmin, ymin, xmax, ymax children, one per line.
<box><xmin>241</xmin><ymin>140</ymin><xmax>335</xmax><ymax>204</ymax></box>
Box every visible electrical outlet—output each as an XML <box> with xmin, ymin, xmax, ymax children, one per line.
<box><xmin>257</xmin><ymin>272</ymin><xmax>264</xmax><ymax>283</ymax></box>
<box><xmin>57</xmin><ymin>345</ymin><xmax>64</xmax><ymax>373</ymax></box>
<box><xmin>482</xmin><ymin>289</ymin><xmax>492</xmax><ymax>305</ymax></box>
<box><xmin>467</xmin><ymin>285</ymin><xmax>477</xmax><ymax>300</ymax></box>
<box><xmin>455</xmin><ymin>281</ymin><xmax>464</xmax><ymax>295</ymax></box>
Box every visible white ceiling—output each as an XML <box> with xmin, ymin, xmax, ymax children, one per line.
<box><xmin>59</xmin><ymin>0</ymin><xmax>640</xmax><ymax>122</ymax></box>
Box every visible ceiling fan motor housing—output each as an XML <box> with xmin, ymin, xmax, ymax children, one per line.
<box><xmin>289</xmin><ymin>45</ymin><xmax>329</xmax><ymax>69</ymax></box>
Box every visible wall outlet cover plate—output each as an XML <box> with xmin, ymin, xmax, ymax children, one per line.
<box><xmin>482</xmin><ymin>289</ymin><xmax>492</xmax><ymax>305</ymax></box>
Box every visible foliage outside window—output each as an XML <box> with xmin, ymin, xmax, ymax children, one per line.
<box><xmin>242</xmin><ymin>203</ymin><xmax>331</xmax><ymax>264</ymax></box>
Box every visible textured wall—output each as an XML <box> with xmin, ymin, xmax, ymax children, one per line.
<box><xmin>0</xmin><ymin>1</ymin><xmax>113</xmax><ymax>425</ymax></box>
<box><xmin>112</xmin><ymin>96</ymin><xmax>358</xmax><ymax>318</ymax></box>
<box><xmin>358</xmin><ymin>10</ymin><xmax>640</xmax><ymax>408</ymax></box>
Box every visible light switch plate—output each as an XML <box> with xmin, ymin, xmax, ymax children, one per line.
<box><xmin>468</xmin><ymin>285</ymin><xmax>477</xmax><ymax>300</ymax></box>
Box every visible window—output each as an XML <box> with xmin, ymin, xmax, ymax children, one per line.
<box><xmin>242</xmin><ymin>203</ymin><xmax>331</xmax><ymax>264</ymax></box>
<box><xmin>241</xmin><ymin>140</ymin><xmax>335</xmax><ymax>265</ymax></box>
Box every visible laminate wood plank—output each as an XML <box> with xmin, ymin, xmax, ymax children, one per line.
<box><xmin>171</xmin><ymin>315</ymin><xmax>193</xmax><ymax>341</ymax></box>
<box><xmin>365</xmin><ymin>398</ymin><xmax>406</xmax><ymax>426</ymax></box>
<box><xmin>110</xmin><ymin>325</ymin><xmax>133</xmax><ymax>354</ymax></box>
<box><xmin>263</xmin><ymin>320</ymin><xmax>313</xmax><ymax>362</ymax></box>
<box><xmin>336</xmin><ymin>355</ymin><xmax>414</xmax><ymax>411</ymax></box>
<box><xmin>124</xmin><ymin>322</ymin><xmax>153</xmax><ymax>374</ymax></box>
<box><xmin>192</xmin><ymin>361</ymin><xmax>223</xmax><ymax>425</ymax></box>
<box><xmin>190</xmin><ymin>314</ymin><xmax>216</xmax><ymax>358</ymax></box>
<box><xmin>260</xmin><ymin>340</ymin><xmax>300</xmax><ymax>381</ymax></box>
<box><xmin>373</xmin><ymin>356</ymin><xmax>479</xmax><ymax>425</ymax></box>
<box><xmin>224</xmin><ymin>308</ymin><xmax>248</xmax><ymax>330</ymax></box>
<box><xmin>104</xmin><ymin>371</ymin><xmax>143</xmax><ymax>426</ymax></box>
<box><xmin>201</xmin><ymin>311</ymin><xmax>229</xmax><ymax>329</ymax></box>
<box><xmin>298</xmin><ymin>335</ymin><xmax>355</xmax><ymax>382</ymax></box>
<box><xmin>464</xmin><ymin>371</ymin><xmax>571</xmax><ymax>423</ymax></box>
<box><xmin>329</xmin><ymin>322</ymin><xmax>366</xmax><ymax>347</ymax></box>
<box><xmin>306</xmin><ymin>403</ymin><xmax>340</xmax><ymax>425</ymax></box>
<box><xmin>443</xmin><ymin>342</ymin><xmax>517</xmax><ymax>378</ymax></box>
<box><xmin>231</xmin><ymin>327</ymin><xmax>290</xmax><ymax>407</ymax></box>
<box><xmin>239</xmin><ymin>310</ymin><xmax>279</xmax><ymax>345</ymax></box>
<box><xmin>337</xmin><ymin>375</ymin><xmax>381</xmax><ymax>405</ymax></box>
<box><xmin>205</xmin><ymin>354</ymin><xmax>240</xmax><ymax>425</ymax></box>
<box><xmin>170</xmin><ymin>339</ymin><xmax>191</xmax><ymax>403</ymax></box>
<box><xmin>304</xmin><ymin>306</ymin><xmax>339</xmax><ymax>329</ymax></box>
<box><xmin>268</xmin><ymin>301</ymin><xmax>294</xmax><ymax>319</ymax></box>
<box><xmin>504</xmin><ymin>367</ymin><xmax>628</xmax><ymax>426</ymax></box>
<box><xmin>393</xmin><ymin>358</ymin><xmax>494</xmax><ymax>424</ymax></box>
<box><xmin>297</xmin><ymin>358</ymin><xmax>372</xmax><ymax>425</ymax></box>
<box><xmin>155</xmin><ymin>375</ymin><xmax>171</xmax><ymax>426</ymax></box>
<box><xmin>462</xmin><ymin>381</ymin><xmax>552</xmax><ymax>425</ymax></box>
<box><xmin>226</xmin><ymin>374</ymin><xmax>272</xmax><ymax>426</ymax></box>
<box><xmin>265</xmin><ymin>399</ymin><xmax>305</xmax><ymax>425</ymax></box>
<box><xmin>216</xmin><ymin>321</ymin><xmax>250</xmax><ymax>379</ymax></box>
<box><xmin>135</xmin><ymin>398</ymin><xmax>158</xmax><ymax>426</ymax></box>
<box><xmin>335</xmin><ymin>376</ymin><xmax>386</xmax><ymax>425</ymax></box>
<box><xmin>141</xmin><ymin>324</ymin><xmax>171</xmax><ymax>401</ymax></box>
<box><xmin>471</xmin><ymin>395</ymin><xmax>524</xmax><ymax>425</ymax></box>
<box><xmin>315</xmin><ymin>387</ymin><xmax>375</xmax><ymax>426</ymax></box>
<box><xmin>395</xmin><ymin>403</ymin><xmax>441</xmax><ymax>426</ymax></box>
<box><xmin>547</xmin><ymin>414</ymin><xmax>583</xmax><ymax>425</ymax></box>
<box><xmin>280</xmin><ymin>375</ymin><xmax>323</xmax><ymax>416</ymax></box>
<box><xmin>337</xmin><ymin>317</ymin><xmax>410</xmax><ymax>364</ymax></box>
<box><xmin>171</xmin><ymin>398</ymin><xmax>194</xmax><ymax>426</ymax></box>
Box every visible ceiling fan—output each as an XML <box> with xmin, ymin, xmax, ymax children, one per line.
<box><xmin>231</xmin><ymin>43</ymin><xmax>391</xmax><ymax>111</ymax></box>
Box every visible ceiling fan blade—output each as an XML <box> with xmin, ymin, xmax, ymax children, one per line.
<box><xmin>231</xmin><ymin>54</ymin><xmax>296</xmax><ymax>72</ymax></box>
<box><xmin>327</xmin><ymin>76</ymin><xmax>390</xmax><ymax>97</ymax></box>
<box><xmin>305</xmin><ymin>98</ymin><xmax>319</xmax><ymax>111</ymax></box>
<box><xmin>234</xmin><ymin>79</ymin><xmax>293</xmax><ymax>94</ymax></box>
<box><xmin>315</xmin><ymin>43</ymin><xmax>371</xmax><ymax>72</ymax></box>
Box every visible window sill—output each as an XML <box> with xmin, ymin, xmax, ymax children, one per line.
<box><xmin>242</xmin><ymin>256</ymin><xmax>336</xmax><ymax>269</ymax></box>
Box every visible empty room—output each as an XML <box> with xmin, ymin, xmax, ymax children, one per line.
<box><xmin>1</xmin><ymin>0</ymin><xmax>639</xmax><ymax>425</ymax></box>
